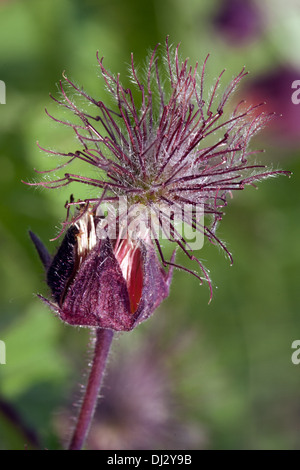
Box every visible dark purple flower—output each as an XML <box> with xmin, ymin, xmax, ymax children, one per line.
<box><xmin>28</xmin><ymin>38</ymin><xmax>287</xmax><ymax>325</ymax></box>
<box><xmin>241</xmin><ymin>65</ymin><xmax>300</xmax><ymax>148</ymax></box>
<box><xmin>213</xmin><ymin>0</ymin><xmax>264</xmax><ymax>45</ymax></box>
<box><xmin>30</xmin><ymin>214</ymin><xmax>173</xmax><ymax>331</ymax></box>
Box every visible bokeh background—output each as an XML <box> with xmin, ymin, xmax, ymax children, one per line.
<box><xmin>0</xmin><ymin>0</ymin><xmax>300</xmax><ymax>450</ymax></box>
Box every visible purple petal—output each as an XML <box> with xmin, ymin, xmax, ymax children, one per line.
<box><xmin>132</xmin><ymin>242</ymin><xmax>174</xmax><ymax>328</ymax></box>
<box><xmin>61</xmin><ymin>238</ymin><xmax>132</xmax><ymax>330</ymax></box>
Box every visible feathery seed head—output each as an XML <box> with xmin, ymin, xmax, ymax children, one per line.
<box><xmin>28</xmin><ymin>38</ymin><xmax>288</xmax><ymax>323</ymax></box>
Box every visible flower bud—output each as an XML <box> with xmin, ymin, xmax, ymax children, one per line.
<box><xmin>30</xmin><ymin>210</ymin><xmax>173</xmax><ymax>331</ymax></box>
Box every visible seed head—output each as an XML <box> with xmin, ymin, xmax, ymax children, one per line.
<box><xmin>28</xmin><ymin>37</ymin><xmax>288</xmax><ymax>315</ymax></box>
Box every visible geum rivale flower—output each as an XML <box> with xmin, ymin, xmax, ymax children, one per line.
<box><xmin>28</xmin><ymin>38</ymin><xmax>288</xmax><ymax>330</ymax></box>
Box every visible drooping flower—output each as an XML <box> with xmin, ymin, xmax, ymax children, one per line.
<box><xmin>28</xmin><ymin>38</ymin><xmax>288</xmax><ymax>328</ymax></box>
<box><xmin>29</xmin><ymin>210</ymin><xmax>173</xmax><ymax>331</ymax></box>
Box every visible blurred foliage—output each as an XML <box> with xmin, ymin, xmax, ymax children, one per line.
<box><xmin>0</xmin><ymin>0</ymin><xmax>300</xmax><ymax>450</ymax></box>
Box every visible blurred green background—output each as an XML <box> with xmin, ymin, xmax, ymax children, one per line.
<box><xmin>0</xmin><ymin>0</ymin><xmax>300</xmax><ymax>450</ymax></box>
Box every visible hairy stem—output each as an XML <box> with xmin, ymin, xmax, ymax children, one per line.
<box><xmin>68</xmin><ymin>328</ymin><xmax>114</xmax><ymax>450</ymax></box>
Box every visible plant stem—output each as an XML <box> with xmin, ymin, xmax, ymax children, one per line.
<box><xmin>68</xmin><ymin>327</ymin><xmax>114</xmax><ymax>450</ymax></box>
<box><xmin>0</xmin><ymin>396</ymin><xmax>41</xmax><ymax>449</ymax></box>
